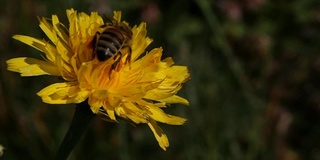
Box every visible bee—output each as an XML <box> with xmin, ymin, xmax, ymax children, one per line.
<box><xmin>92</xmin><ymin>17</ymin><xmax>133</xmax><ymax>70</ymax></box>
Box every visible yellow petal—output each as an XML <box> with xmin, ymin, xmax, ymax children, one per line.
<box><xmin>146</xmin><ymin>105</ymin><xmax>187</xmax><ymax>125</ymax></box>
<box><xmin>144</xmin><ymin>65</ymin><xmax>190</xmax><ymax>99</ymax></box>
<box><xmin>126</xmin><ymin>114</ymin><xmax>148</xmax><ymax>124</ymax></box>
<box><xmin>159</xmin><ymin>95</ymin><xmax>189</xmax><ymax>106</ymax></box>
<box><xmin>88</xmin><ymin>96</ymin><xmax>104</xmax><ymax>113</ymax></box>
<box><xmin>52</xmin><ymin>15</ymin><xmax>69</xmax><ymax>44</ymax></box>
<box><xmin>117</xmin><ymin>102</ymin><xmax>149</xmax><ymax>123</ymax></box>
<box><xmin>37</xmin><ymin>82</ymin><xmax>89</xmax><ymax>104</ymax></box>
<box><xmin>164</xmin><ymin>66</ymin><xmax>190</xmax><ymax>83</ymax></box>
<box><xmin>113</xmin><ymin>11</ymin><xmax>121</xmax><ymax>23</ymax></box>
<box><xmin>161</xmin><ymin>57</ymin><xmax>175</xmax><ymax>66</ymax></box>
<box><xmin>147</xmin><ymin>119</ymin><xmax>169</xmax><ymax>151</ymax></box>
<box><xmin>55</xmin><ymin>53</ymin><xmax>76</xmax><ymax>81</ymax></box>
<box><xmin>131</xmin><ymin>22</ymin><xmax>153</xmax><ymax>61</ymax></box>
<box><xmin>139</xmin><ymin>99</ymin><xmax>166</xmax><ymax>108</ymax></box>
<box><xmin>66</xmin><ymin>8</ymin><xmax>76</xmax><ymax>19</ymax></box>
<box><xmin>56</xmin><ymin>40</ymin><xmax>72</xmax><ymax>63</ymax></box>
<box><xmin>12</xmin><ymin>35</ymin><xmax>57</xmax><ymax>62</ymax></box>
<box><xmin>110</xmin><ymin>81</ymin><xmax>161</xmax><ymax>99</ymax></box>
<box><xmin>67</xmin><ymin>9</ymin><xmax>78</xmax><ymax>39</ymax></box>
<box><xmin>38</xmin><ymin>17</ymin><xmax>58</xmax><ymax>44</ymax></box>
<box><xmin>106</xmin><ymin>108</ymin><xmax>117</xmax><ymax>121</ymax></box>
<box><xmin>97</xmin><ymin>111</ymin><xmax>117</xmax><ymax>123</ymax></box>
<box><xmin>6</xmin><ymin>57</ymin><xmax>60</xmax><ymax>76</ymax></box>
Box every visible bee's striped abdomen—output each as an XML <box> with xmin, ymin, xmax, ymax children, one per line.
<box><xmin>93</xmin><ymin>20</ymin><xmax>133</xmax><ymax>71</ymax></box>
<box><xmin>94</xmin><ymin>26</ymin><xmax>131</xmax><ymax>62</ymax></box>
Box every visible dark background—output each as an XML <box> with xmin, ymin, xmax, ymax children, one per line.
<box><xmin>1</xmin><ymin>0</ymin><xmax>320</xmax><ymax>159</ymax></box>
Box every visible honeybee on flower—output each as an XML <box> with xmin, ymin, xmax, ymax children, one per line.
<box><xmin>7</xmin><ymin>9</ymin><xmax>190</xmax><ymax>150</ymax></box>
<box><xmin>88</xmin><ymin>15</ymin><xmax>133</xmax><ymax>72</ymax></box>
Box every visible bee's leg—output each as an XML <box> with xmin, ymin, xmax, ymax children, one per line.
<box><xmin>110</xmin><ymin>51</ymin><xmax>122</xmax><ymax>72</ymax></box>
<box><xmin>102</xmin><ymin>15</ymin><xmax>114</xmax><ymax>24</ymax></box>
<box><xmin>109</xmin><ymin>56</ymin><xmax>121</xmax><ymax>76</ymax></box>
<box><xmin>111</xmin><ymin>58</ymin><xmax>120</xmax><ymax>70</ymax></box>
<box><xmin>126</xmin><ymin>46</ymin><xmax>132</xmax><ymax>69</ymax></box>
<box><xmin>99</xmin><ymin>24</ymin><xmax>107</xmax><ymax>28</ymax></box>
<box><xmin>110</xmin><ymin>46</ymin><xmax>131</xmax><ymax>73</ymax></box>
<box><xmin>123</xmin><ymin>46</ymin><xmax>132</xmax><ymax>63</ymax></box>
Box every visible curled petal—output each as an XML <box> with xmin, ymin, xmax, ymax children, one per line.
<box><xmin>6</xmin><ymin>57</ymin><xmax>60</xmax><ymax>76</ymax></box>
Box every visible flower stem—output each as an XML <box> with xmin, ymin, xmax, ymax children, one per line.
<box><xmin>55</xmin><ymin>101</ymin><xmax>96</xmax><ymax>160</ymax></box>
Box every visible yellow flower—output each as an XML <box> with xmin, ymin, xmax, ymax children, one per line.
<box><xmin>6</xmin><ymin>9</ymin><xmax>190</xmax><ymax>150</ymax></box>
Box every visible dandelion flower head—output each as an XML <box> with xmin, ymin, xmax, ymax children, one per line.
<box><xmin>6</xmin><ymin>9</ymin><xmax>190</xmax><ymax>150</ymax></box>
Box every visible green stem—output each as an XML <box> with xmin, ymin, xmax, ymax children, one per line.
<box><xmin>55</xmin><ymin>101</ymin><xmax>96</xmax><ymax>160</ymax></box>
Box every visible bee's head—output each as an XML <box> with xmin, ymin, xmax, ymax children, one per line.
<box><xmin>117</xmin><ymin>22</ymin><xmax>133</xmax><ymax>38</ymax></box>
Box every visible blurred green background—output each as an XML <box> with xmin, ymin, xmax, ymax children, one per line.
<box><xmin>1</xmin><ymin>0</ymin><xmax>320</xmax><ymax>159</ymax></box>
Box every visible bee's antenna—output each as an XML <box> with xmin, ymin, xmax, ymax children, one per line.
<box><xmin>103</xmin><ymin>14</ymin><xmax>114</xmax><ymax>24</ymax></box>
